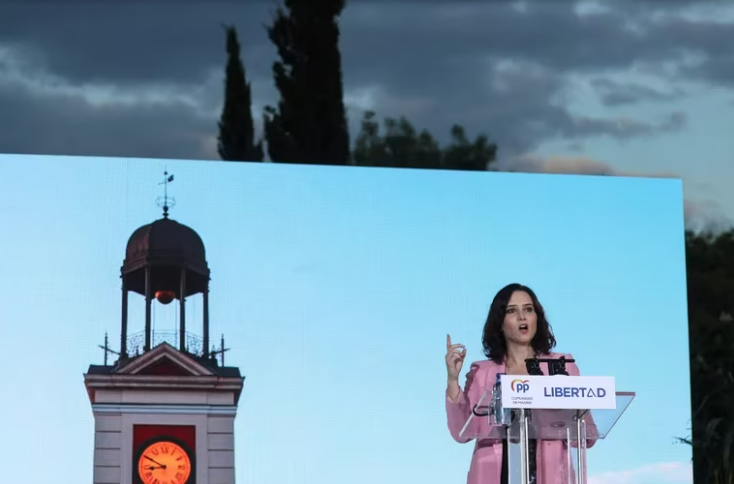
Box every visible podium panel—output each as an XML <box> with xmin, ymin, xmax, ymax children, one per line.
<box><xmin>459</xmin><ymin>391</ymin><xmax>635</xmax><ymax>484</ymax></box>
<box><xmin>460</xmin><ymin>392</ymin><xmax>633</xmax><ymax>441</ymax></box>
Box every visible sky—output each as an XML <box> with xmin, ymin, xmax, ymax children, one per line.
<box><xmin>0</xmin><ymin>0</ymin><xmax>734</xmax><ymax>232</ymax></box>
<box><xmin>0</xmin><ymin>154</ymin><xmax>691</xmax><ymax>484</ymax></box>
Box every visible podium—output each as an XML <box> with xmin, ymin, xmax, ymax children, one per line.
<box><xmin>459</xmin><ymin>375</ymin><xmax>634</xmax><ymax>484</ymax></box>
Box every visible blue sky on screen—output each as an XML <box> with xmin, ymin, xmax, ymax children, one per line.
<box><xmin>0</xmin><ymin>154</ymin><xmax>690</xmax><ymax>484</ymax></box>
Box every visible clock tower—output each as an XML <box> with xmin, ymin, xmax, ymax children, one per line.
<box><xmin>84</xmin><ymin>180</ymin><xmax>244</xmax><ymax>484</ymax></box>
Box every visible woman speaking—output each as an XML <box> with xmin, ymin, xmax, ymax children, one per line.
<box><xmin>445</xmin><ymin>283</ymin><xmax>590</xmax><ymax>484</ymax></box>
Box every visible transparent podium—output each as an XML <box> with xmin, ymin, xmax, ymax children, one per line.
<box><xmin>459</xmin><ymin>383</ymin><xmax>635</xmax><ymax>484</ymax></box>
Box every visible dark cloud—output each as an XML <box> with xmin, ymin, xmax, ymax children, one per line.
<box><xmin>605</xmin><ymin>0</ymin><xmax>731</xmax><ymax>11</ymax></box>
<box><xmin>0</xmin><ymin>0</ymin><xmax>729</xmax><ymax>162</ymax></box>
<box><xmin>0</xmin><ymin>62</ymin><xmax>215</xmax><ymax>160</ymax></box>
<box><xmin>346</xmin><ymin>56</ymin><xmax>687</xmax><ymax>156</ymax></box>
<box><xmin>683</xmin><ymin>56</ymin><xmax>734</xmax><ymax>88</ymax></box>
<box><xmin>0</xmin><ymin>3</ymin><xmax>273</xmax><ymax>86</ymax></box>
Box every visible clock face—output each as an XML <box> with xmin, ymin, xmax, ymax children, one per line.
<box><xmin>136</xmin><ymin>440</ymin><xmax>192</xmax><ymax>484</ymax></box>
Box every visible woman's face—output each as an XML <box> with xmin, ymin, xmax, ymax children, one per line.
<box><xmin>502</xmin><ymin>290</ymin><xmax>538</xmax><ymax>345</ymax></box>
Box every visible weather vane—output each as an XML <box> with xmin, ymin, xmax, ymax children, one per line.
<box><xmin>156</xmin><ymin>168</ymin><xmax>176</xmax><ymax>218</ymax></box>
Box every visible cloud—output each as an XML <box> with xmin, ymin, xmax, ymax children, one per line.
<box><xmin>506</xmin><ymin>153</ymin><xmax>679</xmax><ymax>178</ymax></box>
<box><xmin>0</xmin><ymin>0</ymin><xmax>716</xmax><ymax>161</ymax></box>
<box><xmin>591</xmin><ymin>79</ymin><xmax>686</xmax><ymax>106</ymax></box>
<box><xmin>502</xmin><ymin>154</ymin><xmax>729</xmax><ymax>230</ymax></box>
<box><xmin>0</xmin><ymin>3</ymin><xmax>274</xmax><ymax>86</ymax></box>
<box><xmin>0</xmin><ymin>44</ymin><xmax>217</xmax><ymax>160</ymax></box>
<box><xmin>589</xmin><ymin>461</ymin><xmax>692</xmax><ymax>484</ymax></box>
<box><xmin>682</xmin><ymin>198</ymin><xmax>730</xmax><ymax>233</ymax></box>
<box><xmin>335</xmin><ymin>2</ymin><xmax>696</xmax><ymax>153</ymax></box>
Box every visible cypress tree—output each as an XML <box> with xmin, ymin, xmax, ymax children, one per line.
<box><xmin>218</xmin><ymin>24</ymin><xmax>263</xmax><ymax>162</ymax></box>
<box><xmin>264</xmin><ymin>0</ymin><xmax>350</xmax><ymax>165</ymax></box>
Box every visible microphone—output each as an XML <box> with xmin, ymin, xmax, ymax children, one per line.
<box><xmin>525</xmin><ymin>356</ymin><xmax>574</xmax><ymax>376</ymax></box>
<box><xmin>525</xmin><ymin>358</ymin><xmax>544</xmax><ymax>375</ymax></box>
<box><xmin>548</xmin><ymin>356</ymin><xmax>570</xmax><ymax>376</ymax></box>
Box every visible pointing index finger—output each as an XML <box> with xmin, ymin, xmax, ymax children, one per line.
<box><xmin>447</xmin><ymin>334</ymin><xmax>452</xmax><ymax>348</ymax></box>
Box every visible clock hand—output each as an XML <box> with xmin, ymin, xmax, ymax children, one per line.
<box><xmin>143</xmin><ymin>455</ymin><xmax>167</xmax><ymax>468</ymax></box>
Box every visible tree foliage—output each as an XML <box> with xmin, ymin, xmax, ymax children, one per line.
<box><xmin>217</xmin><ymin>25</ymin><xmax>263</xmax><ymax>162</ymax></box>
<box><xmin>353</xmin><ymin>111</ymin><xmax>497</xmax><ymax>170</ymax></box>
<box><xmin>263</xmin><ymin>0</ymin><xmax>350</xmax><ymax>165</ymax></box>
<box><xmin>683</xmin><ymin>229</ymin><xmax>734</xmax><ymax>484</ymax></box>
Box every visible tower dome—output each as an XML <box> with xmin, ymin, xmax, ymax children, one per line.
<box><xmin>122</xmin><ymin>217</ymin><xmax>209</xmax><ymax>296</ymax></box>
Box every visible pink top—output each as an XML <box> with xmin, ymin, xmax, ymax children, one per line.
<box><xmin>446</xmin><ymin>353</ymin><xmax>597</xmax><ymax>484</ymax></box>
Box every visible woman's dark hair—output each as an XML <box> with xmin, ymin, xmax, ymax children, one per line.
<box><xmin>482</xmin><ymin>283</ymin><xmax>556</xmax><ymax>363</ymax></box>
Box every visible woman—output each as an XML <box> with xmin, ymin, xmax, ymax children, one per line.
<box><xmin>445</xmin><ymin>283</ymin><xmax>593</xmax><ymax>484</ymax></box>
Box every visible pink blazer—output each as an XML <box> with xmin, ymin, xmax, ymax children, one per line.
<box><xmin>446</xmin><ymin>353</ymin><xmax>597</xmax><ymax>484</ymax></box>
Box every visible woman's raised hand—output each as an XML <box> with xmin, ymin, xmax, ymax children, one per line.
<box><xmin>445</xmin><ymin>334</ymin><xmax>466</xmax><ymax>381</ymax></box>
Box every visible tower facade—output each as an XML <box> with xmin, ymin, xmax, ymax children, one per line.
<box><xmin>84</xmin><ymin>200</ymin><xmax>244</xmax><ymax>484</ymax></box>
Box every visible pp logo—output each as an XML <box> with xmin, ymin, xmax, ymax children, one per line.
<box><xmin>511</xmin><ymin>379</ymin><xmax>530</xmax><ymax>393</ymax></box>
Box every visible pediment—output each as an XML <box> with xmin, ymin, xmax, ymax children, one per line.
<box><xmin>116</xmin><ymin>343</ymin><xmax>215</xmax><ymax>377</ymax></box>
